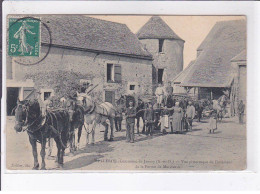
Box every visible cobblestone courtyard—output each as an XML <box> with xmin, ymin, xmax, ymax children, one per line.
<box><xmin>5</xmin><ymin>116</ymin><xmax>246</xmax><ymax>171</ymax></box>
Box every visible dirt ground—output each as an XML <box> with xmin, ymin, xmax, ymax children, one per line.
<box><xmin>5</xmin><ymin>116</ymin><xmax>246</xmax><ymax>171</ymax></box>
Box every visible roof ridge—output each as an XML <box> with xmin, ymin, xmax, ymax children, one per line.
<box><xmin>84</xmin><ymin>16</ymin><xmax>127</xmax><ymax>26</ymax></box>
<box><xmin>136</xmin><ymin>16</ymin><xmax>184</xmax><ymax>41</ymax></box>
<box><xmin>40</xmin><ymin>15</ymin><xmax>152</xmax><ymax>58</ymax></box>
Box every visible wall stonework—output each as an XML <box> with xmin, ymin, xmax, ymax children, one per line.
<box><xmin>139</xmin><ymin>38</ymin><xmax>184</xmax><ymax>84</ymax></box>
<box><xmin>12</xmin><ymin>45</ymin><xmax>153</xmax><ymax>102</ymax></box>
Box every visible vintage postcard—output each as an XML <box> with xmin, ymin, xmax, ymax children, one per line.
<box><xmin>4</xmin><ymin>14</ymin><xmax>247</xmax><ymax>171</ymax></box>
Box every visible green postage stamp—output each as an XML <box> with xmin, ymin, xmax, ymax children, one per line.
<box><xmin>8</xmin><ymin>17</ymin><xmax>40</xmax><ymax>57</ymax></box>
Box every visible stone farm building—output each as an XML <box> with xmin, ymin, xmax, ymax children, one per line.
<box><xmin>137</xmin><ymin>16</ymin><xmax>185</xmax><ymax>87</ymax></box>
<box><xmin>6</xmin><ymin>16</ymin><xmax>184</xmax><ymax>115</ymax></box>
<box><xmin>173</xmin><ymin>19</ymin><xmax>246</xmax><ymax>110</ymax></box>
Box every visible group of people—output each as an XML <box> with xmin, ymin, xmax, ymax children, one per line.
<box><xmin>35</xmin><ymin>81</ymin><xmax>245</xmax><ymax>145</ymax></box>
<box><xmin>113</xmin><ymin>93</ymin><xmax>200</xmax><ymax>143</ymax></box>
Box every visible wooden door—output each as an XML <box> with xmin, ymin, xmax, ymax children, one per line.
<box><xmin>105</xmin><ymin>90</ymin><xmax>115</xmax><ymax>105</ymax></box>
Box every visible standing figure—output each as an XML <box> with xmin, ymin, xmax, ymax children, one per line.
<box><xmin>170</xmin><ymin>102</ymin><xmax>183</xmax><ymax>133</ymax></box>
<box><xmin>125</xmin><ymin>100</ymin><xmax>136</xmax><ymax>143</ymax></box>
<box><xmin>195</xmin><ymin>101</ymin><xmax>204</xmax><ymax>122</ymax></box>
<box><xmin>160</xmin><ymin>106</ymin><xmax>169</xmax><ymax>134</ymax></box>
<box><xmin>115</xmin><ymin>102</ymin><xmax>123</xmax><ymax>132</ymax></box>
<box><xmin>209</xmin><ymin>109</ymin><xmax>217</xmax><ymax>133</ymax></box>
<box><xmin>186</xmin><ymin>101</ymin><xmax>196</xmax><ymax>131</ymax></box>
<box><xmin>165</xmin><ymin>81</ymin><xmax>173</xmax><ymax>97</ymax></box>
<box><xmin>14</xmin><ymin>21</ymin><xmax>36</xmax><ymax>55</ymax></box>
<box><xmin>238</xmin><ymin>100</ymin><xmax>245</xmax><ymax>124</ymax></box>
<box><xmin>155</xmin><ymin>83</ymin><xmax>165</xmax><ymax>107</ymax></box>
<box><xmin>144</xmin><ymin>102</ymin><xmax>155</xmax><ymax>136</ymax></box>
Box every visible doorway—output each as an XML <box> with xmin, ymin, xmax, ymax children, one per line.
<box><xmin>7</xmin><ymin>87</ymin><xmax>19</xmax><ymax>116</ymax></box>
<box><xmin>105</xmin><ymin>90</ymin><xmax>115</xmax><ymax>105</ymax></box>
<box><xmin>158</xmin><ymin>68</ymin><xmax>164</xmax><ymax>84</ymax></box>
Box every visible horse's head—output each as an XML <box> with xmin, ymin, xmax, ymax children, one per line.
<box><xmin>14</xmin><ymin>99</ymin><xmax>40</xmax><ymax>132</ymax></box>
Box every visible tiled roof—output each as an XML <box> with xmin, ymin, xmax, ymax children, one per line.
<box><xmin>231</xmin><ymin>49</ymin><xmax>247</xmax><ymax>62</ymax></box>
<box><xmin>40</xmin><ymin>15</ymin><xmax>152</xmax><ymax>59</ymax></box>
<box><xmin>181</xmin><ymin>20</ymin><xmax>246</xmax><ymax>87</ymax></box>
<box><xmin>172</xmin><ymin>60</ymin><xmax>195</xmax><ymax>83</ymax></box>
<box><xmin>136</xmin><ymin>16</ymin><xmax>184</xmax><ymax>41</ymax></box>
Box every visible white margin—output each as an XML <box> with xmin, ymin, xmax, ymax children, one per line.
<box><xmin>2</xmin><ymin>0</ymin><xmax>260</xmax><ymax>191</ymax></box>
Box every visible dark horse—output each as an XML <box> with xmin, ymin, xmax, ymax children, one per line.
<box><xmin>67</xmin><ymin>101</ymin><xmax>85</xmax><ymax>152</ymax></box>
<box><xmin>14</xmin><ymin>99</ymin><xmax>70</xmax><ymax>169</ymax></box>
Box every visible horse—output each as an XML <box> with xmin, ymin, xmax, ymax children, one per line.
<box><xmin>66</xmin><ymin>100</ymin><xmax>85</xmax><ymax>153</ymax></box>
<box><xmin>76</xmin><ymin>95</ymin><xmax>116</xmax><ymax>145</ymax></box>
<box><xmin>14</xmin><ymin>99</ymin><xmax>71</xmax><ymax>169</ymax></box>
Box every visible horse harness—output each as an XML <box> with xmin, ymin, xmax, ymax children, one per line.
<box><xmin>22</xmin><ymin>106</ymin><xmax>68</xmax><ymax>147</ymax></box>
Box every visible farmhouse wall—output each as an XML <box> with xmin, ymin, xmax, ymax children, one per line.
<box><xmin>140</xmin><ymin>39</ymin><xmax>184</xmax><ymax>83</ymax></box>
<box><xmin>12</xmin><ymin>45</ymin><xmax>153</xmax><ymax>102</ymax></box>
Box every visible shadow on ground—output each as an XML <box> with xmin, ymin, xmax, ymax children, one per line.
<box><xmin>76</xmin><ymin>141</ymin><xmax>114</xmax><ymax>154</ymax></box>
<box><xmin>63</xmin><ymin>154</ymin><xmax>104</xmax><ymax>170</ymax></box>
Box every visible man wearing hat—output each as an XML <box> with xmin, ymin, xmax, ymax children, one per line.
<box><xmin>125</xmin><ymin>100</ymin><xmax>136</xmax><ymax>143</ymax></box>
<box><xmin>186</xmin><ymin>101</ymin><xmax>196</xmax><ymax>131</ymax></box>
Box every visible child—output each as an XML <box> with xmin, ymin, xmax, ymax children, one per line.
<box><xmin>160</xmin><ymin>105</ymin><xmax>169</xmax><ymax>134</ymax></box>
<box><xmin>209</xmin><ymin>109</ymin><xmax>217</xmax><ymax>133</ymax></box>
<box><xmin>144</xmin><ymin>102</ymin><xmax>155</xmax><ymax>136</ymax></box>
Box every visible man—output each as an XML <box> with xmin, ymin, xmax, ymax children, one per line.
<box><xmin>195</xmin><ymin>101</ymin><xmax>204</xmax><ymax>122</ymax></box>
<box><xmin>115</xmin><ymin>101</ymin><xmax>123</xmax><ymax>132</ymax></box>
<box><xmin>155</xmin><ymin>83</ymin><xmax>165</xmax><ymax>107</ymax></box>
<box><xmin>165</xmin><ymin>81</ymin><xmax>173</xmax><ymax>97</ymax></box>
<box><xmin>35</xmin><ymin>90</ymin><xmax>50</xmax><ymax>118</ymax></box>
<box><xmin>186</xmin><ymin>101</ymin><xmax>196</xmax><ymax>131</ymax></box>
<box><xmin>125</xmin><ymin>100</ymin><xmax>136</xmax><ymax>143</ymax></box>
<box><xmin>238</xmin><ymin>100</ymin><xmax>245</xmax><ymax>124</ymax></box>
<box><xmin>144</xmin><ymin>102</ymin><xmax>155</xmax><ymax>136</ymax></box>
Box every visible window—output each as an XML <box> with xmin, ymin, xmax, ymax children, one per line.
<box><xmin>107</xmin><ymin>63</ymin><xmax>121</xmax><ymax>83</ymax></box>
<box><xmin>158</xmin><ymin>68</ymin><xmax>164</xmax><ymax>84</ymax></box>
<box><xmin>130</xmin><ymin>85</ymin><xmax>135</xmax><ymax>91</ymax></box>
<box><xmin>40</xmin><ymin>89</ymin><xmax>54</xmax><ymax>101</ymax></box>
<box><xmin>107</xmin><ymin>63</ymin><xmax>113</xmax><ymax>82</ymax></box>
<box><xmin>44</xmin><ymin>92</ymin><xmax>51</xmax><ymax>101</ymax></box>
<box><xmin>159</xmin><ymin>39</ymin><xmax>164</xmax><ymax>53</ymax></box>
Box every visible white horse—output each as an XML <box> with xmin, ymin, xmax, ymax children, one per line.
<box><xmin>76</xmin><ymin>94</ymin><xmax>116</xmax><ymax>146</ymax></box>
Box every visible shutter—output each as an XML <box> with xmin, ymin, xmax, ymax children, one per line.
<box><xmin>114</xmin><ymin>64</ymin><xmax>122</xmax><ymax>83</ymax></box>
<box><xmin>23</xmin><ymin>87</ymin><xmax>35</xmax><ymax>100</ymax></box>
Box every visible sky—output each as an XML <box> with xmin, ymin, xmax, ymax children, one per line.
<box><xmin>91</xmin><ymin>15</ymin><xmax>245</xmax><ymax>69</ymax></box>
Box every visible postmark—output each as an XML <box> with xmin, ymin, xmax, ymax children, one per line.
<box><xmin>9</xmin><ymin>17</ymin><xmax>40</xmax><ymax>57</ymax></box>
<box><xmin>7</xmin><ymin>16</ymin><xmax>52</xmax><ymax>66</ymax></box>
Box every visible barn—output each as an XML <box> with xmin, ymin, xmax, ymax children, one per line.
<box><xmin>230</xmin><ymin>49</ymin><xmax>247</xmax><ymax>115</ymax></box>
<box><xmin>6</xmin><ymin>15</ymin><xmax>154</xmax><ymax>115</ymax></box>
<box><xmin>176</xmin><ymin>20</ymin><xmax>246</xmax><ymax>103</ymax></box>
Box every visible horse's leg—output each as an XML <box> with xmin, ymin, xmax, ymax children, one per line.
<box><xmin>60</xmin><ymin>148</ymin><xmax>65</xmax><ymax>168</ymax></box>
<box><xmin>104</xmin><ymin>120</ymin><xmax>109</xmax><ymax>141</ymax></box>
<box><xmin>142</xmin><ymin>116</ymin><xmax>145</xmax><ymax>134</ymax></box>
<box><xmin>29</xmin><ymin>137</ymin><xmax>39</xmax><ymax>170</ymax></box>
<box><xmin>54</xmin><ymin>137</ymin><xmax>61</xmax><ymax>164</ymax></box>
<box><xmin>59</xmin><ymin>132</ymin><xmax>67</xmax><ymax>168</ymax></box>
<box><xmin>85</xmin><ymin>123</ymin><xmax>90</xmax><ymax>146</ymax></box>
<box><xmin>77</xmin><ymin>125</ymin><xmax>82</xmax><ymax>149</ymax></box>
<box><xmin>40</xmin><ymin>138</ymin><xmax>47</xmax><ymax>170</ymax></box>
<box><xmin>109</xmin><ymin>118</ymin><xmax>114</xmax><ymax>141</ymax></box>
<box><xmin>69</xmin><ymin>130</ymin><xmax>74</xmax><ymax>153</ymax></box>
<box><xmin>91</xmin><ymin>121</ymin><xmax>96</xmax><ymax>144</ymax></box>
<box><xmin>47</xmin><ymin>138</ymin><xmax>53</xmax><ymax>158</ymax></box>
<box><xmin>136</xmin><ymin>117</ymin><xmax>140</xmax><ymax>134</ymax></box>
